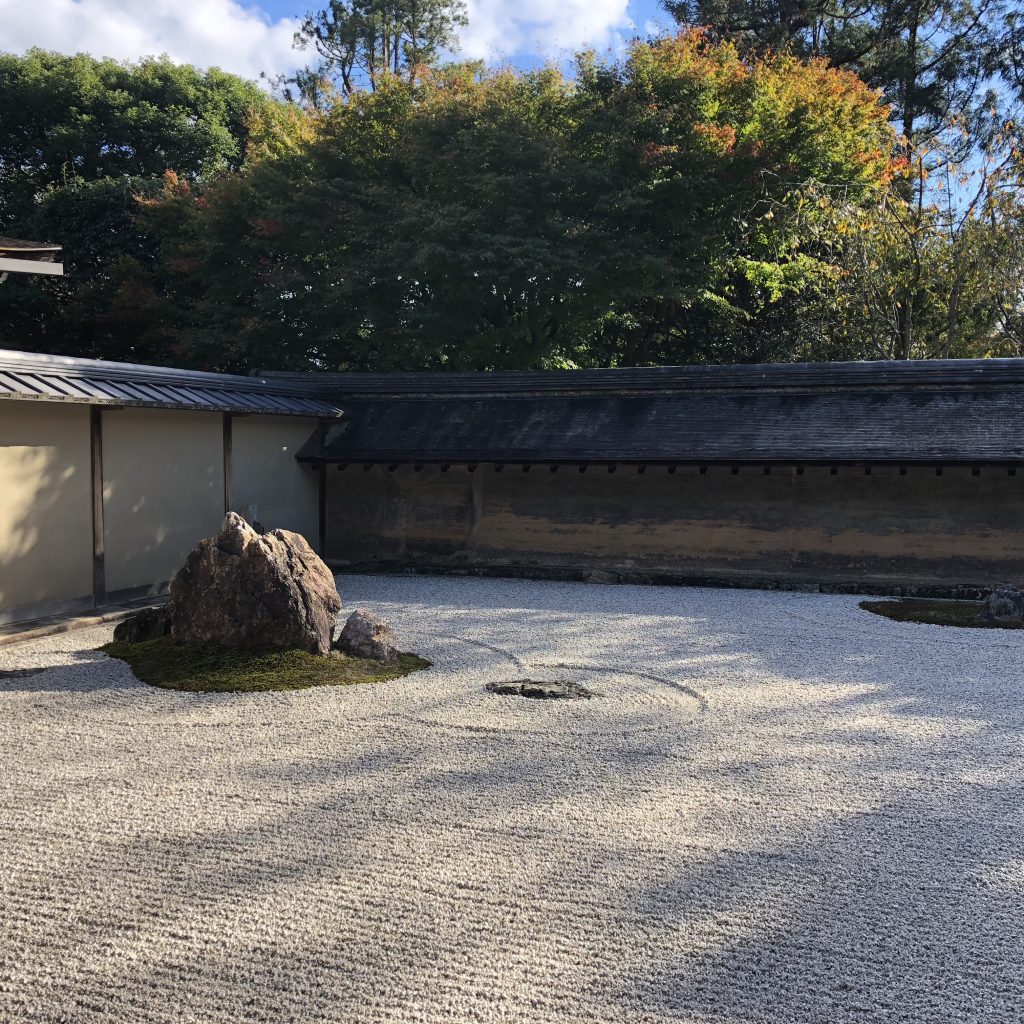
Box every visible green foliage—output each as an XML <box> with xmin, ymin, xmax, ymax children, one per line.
<box><xmin>146</xmin><ymin>32</ymin><xmax>897</xmax><ymax>371</ymax></box>
<box><xmin>0</xmin><ymin>175</ymin><xmax>179</xmax><ymax>362</ymax></box>
<box><xmin>0</xmin><ymin>49</ymin><xmax>270</xmax><ymax>226</ymax></box>
<box><xmin>658</xmin><ymin>0</ymin><xmax>1024</xmax><ymax>361</ymax></box>
<box><xmin>0</xmin><ymin>50</ymin><xmax>287</xmax><ymax>364</ymax></box>
<box><xmin>661</xmin><ymin>0</ymin><xmax>1007</xmax><ymax>144</ymax></box>
<box><xmin>6</xmin><ymin>24</ymin><xmax>1018</xmax><ymax>371</ymax></box>
<box><xmin>100</xmin><ymin>636</ymin><xmax>431</xmax><ymax>693</ymax></box>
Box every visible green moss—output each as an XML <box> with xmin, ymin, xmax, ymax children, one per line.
<box><xmin>100</xmin><ymin>636</ymin><xmax>430</xmax><ymax>693</ymax></box>
<box><xmin>859</xmin><ymin>598</ymin><xmax>1023</xmax><ymax>630</ymax></box>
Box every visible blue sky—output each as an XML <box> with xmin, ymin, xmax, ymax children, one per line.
<box><xmin>249</xmin><ymin>0</ymin><xmax>674</xmax><ymax>67</ymax></box>
<box><xmin>3</xmin><ymin>0</ymin><xmax>678</xmax><ymax>85</ymax></box>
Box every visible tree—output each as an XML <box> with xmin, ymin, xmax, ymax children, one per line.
<box><xmin>142</xmin><ymin>32</ymin><xmax>898</xmax><ymax>372</ymax></box>
<box><xmin>755</xmin><ymin>116</ymin><xmax>1024</xmax><ymax>359</ymax></box>
<box><xmin>293</xmin><ymin>0</ymin><xmax>467</xmax><ymax>100</ymax></box>
<box><xmin>663</xmin><ymin>0</ymin><xmax>1024</xmax><ymax>359</ymax></box>
<box><xmin>662</xmin><ymin>0</ymin><xmax>1009</xmax><ymax>147</ymax></box>
<box><xmin>0</xmin><ymin>50</ymin><xmax>289</xmax><ymax>362</ymax></box>
<box><xmin>0</xmin><ymin>49</ymin><xmax>271</xmax><ymax>229</ymax></box>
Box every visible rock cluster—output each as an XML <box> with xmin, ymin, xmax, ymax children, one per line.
<box><xmin>333</xmin><ymin>609</ymin><xmax>399</xmax><ymax>662</ymax></box>
<box><xmin>980</xmin><ymin>584</ymin><xmax>1024</xmax><ymax>625</ymax></box>
<box><xmin>114</xmin><ymin>517</ymin><xmax>410</xmax><ymax>660</ymax></box>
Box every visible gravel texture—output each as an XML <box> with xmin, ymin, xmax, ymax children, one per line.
<box><xmin>1</xmin><ymin>574</ymin><xmax>1022</xmax><ymax>1024</ymax></box>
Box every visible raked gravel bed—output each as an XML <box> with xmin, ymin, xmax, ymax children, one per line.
<box><xmin>1</xmin><ymin>574</ymin><xmax>1023</xmax><ymax>1024</ymax></box>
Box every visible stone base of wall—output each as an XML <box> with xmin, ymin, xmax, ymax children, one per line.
<box><xmin>326</xmin><ymin>559</ymin><xmax>994</xmax><ymax>600</ymax></box>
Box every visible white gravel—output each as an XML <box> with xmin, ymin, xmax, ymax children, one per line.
<box><xmin>1</xmin><ymin>575</ymin><xmax>1022</xmax><ymax>1024</ymax></box>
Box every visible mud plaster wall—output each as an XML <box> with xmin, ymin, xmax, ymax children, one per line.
<box><xmin>325</xmin><ymin>464</ymin><xmax>1024</xmax><ymax>589</ymax></box>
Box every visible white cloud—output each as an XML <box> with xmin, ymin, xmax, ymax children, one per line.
<box><xmin>0</xmin><ymin>0</ymin><xmax>644</xmax><ymax>83</ymax></box>
<box><xmin>459</xmin><ymin>0</ymin><xmax>636</xmax><ymax>63</ymax></box>
<box><xmin>0</xmin><ymin>0</ymin><xmax>301</xmax><ymax>82</ymax></box>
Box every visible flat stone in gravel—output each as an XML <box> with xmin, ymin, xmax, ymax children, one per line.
<box><xmin>1</xmin><ymin>575</ymin><xmax>1022</xmax><ymax>1023</ymax></box>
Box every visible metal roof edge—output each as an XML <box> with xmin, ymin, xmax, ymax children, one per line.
<box><xmin>0</xmin><ymin>348</ymin><xmax>326</xmax><ymax>397</ymax></box>
<box><xmin>0</xmin><ymin>349</ymin><xmax>342</xmax><ymax>416</ymax></box>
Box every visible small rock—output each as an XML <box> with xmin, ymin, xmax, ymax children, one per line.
<box><xmin>486</xmin><ymin>679</ymin><xmax>593</xmax><ymax>700</ymax></box>
<box><xmin>981</xmin><ymin>584</ymin><xmax>1024</xmax><ymax>624</ymax></box>
<box><xmin>334</xmin><ymin>609</ymin><xmax>399</xmax><ymax>662</ymax></box>
<box><xmin>113</xmin><ymin>606</ymin><xmax>171</xmax><ymax>644</ymax></box>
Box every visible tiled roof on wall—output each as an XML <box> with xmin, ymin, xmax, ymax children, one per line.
<box><xmin>293</xmin><ymin>358</ymin><xmax>1024</xmax><ymax>465</ymax></box>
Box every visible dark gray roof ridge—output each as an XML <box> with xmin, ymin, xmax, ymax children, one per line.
<box><xmin>259</xmin><ymin>357</ymin><xmax>1024</xmax><ymax>397</ymax></box>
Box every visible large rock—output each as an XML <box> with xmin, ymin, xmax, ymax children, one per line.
<box><xmin>334</xmin><ymin>609</ymin><xmax>398</xmax><ymax>662</ymax></box>
<box><xmin>980</xmin><ymin>584</ymin><xmax>1024</xmax><ymax>625</ymax></box>
<box><xmin>170</xmin><ymin>512</ymin><xmax>342</xmax><ymax>654</ymax></box>
<box><xmin>113</xmin><ymin>605</ymin><xmax>171</xmax><ymax>644</ymax></box>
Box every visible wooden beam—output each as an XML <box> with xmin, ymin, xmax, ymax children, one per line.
<box><xmin>318</xmin><ymin>463</ymin><xmax>327</xmax><ymax>556</ymax></box>
<box><xmin>0</xmin><ymin>256</ymin><xmax>63</xmax><ymax>276</ymax></box>
<box><xmin>90</xmin><ymin>407</ymin><xmax>105</xmax><ymax>607</ymax></box>
<box><xmin>222</xmin><ymin>414</ymin><xmax>232</xmax><ymax>515</ymax></box>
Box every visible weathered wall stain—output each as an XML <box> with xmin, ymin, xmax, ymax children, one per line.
<box><xmin>326</xmin><ymin>465</ymin><xmax>1024</xmax><ymax>590</ymax></box>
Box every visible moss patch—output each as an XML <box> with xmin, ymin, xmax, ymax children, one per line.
<box><xmin>859</xmin><ymin>598</ymin><xmax>1023</xmax><ymax>630</ymax></box>
<box><xmin>100</xmin><ymin>636</ymin><xmax>430</xmax><ymax>693</ymax></box>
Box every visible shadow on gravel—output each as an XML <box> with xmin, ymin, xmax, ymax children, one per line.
<box><xmin>21</xmin><ymin>711</ymin><xmax>1022</xmax><ymax>1024</ymax></box>
<box><xmin>0</xmin><ymin>667</ymin><xmax>46</xmax><ymax>680</ymax></box>
<box><xmin>618</xmin><ymin>767</ymin><xmax>1024</xmax><ymax>1023</ymax></box>
<box><xmin>0</xmin><ymin>659</ymin><xmax>137</xmax><ymax>693</ymax></box>
<box><xmin>5</xmin><ymin>579</ymin><xmax>1023</xmax><ymax>1023</ymax></box>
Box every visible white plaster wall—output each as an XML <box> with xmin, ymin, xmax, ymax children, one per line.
<box><xmin>101</xmin><ymin>408</ymin><xmax>224</xmax><ymax>594</ymax></box>
<box><xmin>0</xmin><ymin>401</ymin><xmax>93</xmax><ymax>619</ymax></box>
<box><xmin>230</xmin><ymin>416</ymin><xmax>320</xmax><ymax>545</ymax></box>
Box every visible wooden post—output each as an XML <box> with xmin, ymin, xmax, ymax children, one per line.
<box><xmin>318</xmin><ymin>463</ymin><xmax>327</xmax><ymax>557</ymax></box>
<box><xmin>90</xmin><ymin>407</ymin><xmax>106</xmax><ymax>607</ymax></box>
<box><xmin>222</xmin><ymin>413</ymin><xmax>233</xmax><ymax>515</ymax></box>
